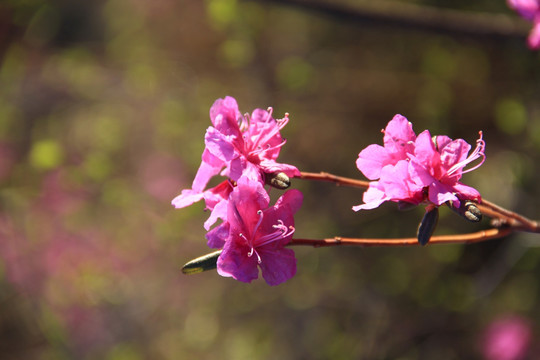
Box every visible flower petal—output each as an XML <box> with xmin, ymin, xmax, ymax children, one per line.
<box><xmin>428</xmin><ymin>181</ymin><xmax>458</xmax><ymax>206</ymax></box>
<box><xmin>353</xmin><ymin>183</ymin><xmax>388</xmax><ymax>211</ymax></box>
<box><xmin>228</xmin><ymin>177</ymin><xmax>270</xmax><ymax>235</ymax></box>
<box><xmin>191</xmin><ymin>148</ymin><xmax>225</xmax><ymax>193</ymax></box>
<box><xmin>210</xmin><ymin>96</ymin><xmax>242</xmax><ymax>137</ymax></box>
<box><xmin>356</xmin><ymin>144</ymin><xmax>390</xmax><ymax>180</ymax></box>
<box><xmin>205</xmin><ymin>127</ymin><xmax>237</xmax><ymax>162</ymax></box>
<box><xmin>259</xmin><ymin>159</ymin><xmax>301</xmax><ymax>179</ymax></box>
<box><xmin>439</xmin><ymin>139</ymin><xmax>471</xmax><ymax>174</ymax></box>
<box><xmin>453</xmin><ymin>182</ymin><xmax>482</xmax><ymax>202</ymax></box>
<box><xmin>171</xmin><ymin>189</ymin><xmax>204</xmax><ymax>209</ymax></box>
<box><xmin>259</xmin><ymin>247</ymin><xmax>297</xmax><ymax>286</ymax></box>
<box><xmin>274</xmin><ymin>188</ymin><xmax>304</xmax><ymax>215</ymax></box>
<box><xmin>206</xmin><ymin>222</ymin><xmax>230</xmax><ymax>249</ymax></box>
<box><xmin>383</xmin><ymin>114</ymin><xmax>416</xmax><ymax>156</ymax></box>
<box><xmin>204</xmin><ymin>198</ymin><xmax>228</xmax><ymax>230</ymax></box>
<box><xmin>217</xmin><ymin>240</ymin><xmax>259</xmax><ymax>283</ymax></box>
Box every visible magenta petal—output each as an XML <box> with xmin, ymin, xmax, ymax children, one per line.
<box><xmin>259</xmin><ymin>159</ymin><xmax>301</xmax><ymax>178</ymax></box>
<box><xmin>204</xmin><ymin>199</ymin><xmax>228</xmax><ymax>230</ymax></box>
<box><xmin>203</xmin><ymin>180</ymin><xmax>233</xmax><ymax>210</ymax></box>
<box><xmin>205</xmin><ymin>127</ymin><xmax>237</xmax><ymax>162</ymax></box>
<box><xmin>409</xmin><ymin>160</ymin><xmax>435</xmax><ymax>187</ymax></box>
<box><xmin>414</xmin><ymin>130</ymin><xmax>437</xmax><ymax>168</ymax></box>
<box><xmin>259</xmin><ymin>247</ymin><xmax>297</xmax><ymax>286</ymax></box>
<box><xmin>171</xmin><ymin>189</ymin><xmax>204</xmax><ymax>209</ymax></box>
<box><xmin>228</xmin><ymin>177</ymin><xmax>269</xmax><ymax>231</ymax></box>
<box><xmin>250</xmin><ymin>108</ymin><xmax>274</xmax><ymax>123</ymax></box>
<box><xmin>209</xmin><ymin>96</ymin><xmax>242</xmax><ymax>137</ymax></box>
<box><xmin>428</xmin><ymin>181</ymin><xmax>458</xmax><ymax>206</ymax></box>
<box><xmin>439</xmin><ymin>139</ymin><xmax>471</xmax><ymax>172</ymax></box>
<box><xmin>274</xmin><ymin>188</ymin><xmax>303</xmax><ymax>214</ymax></box>
<box><xmin>453</xmin><ymin>182</ymin><xmax>481</xmax><ymax>202</ymax></box>
<box><xmin>353</xmin><ymin>184</ymin><xmax>387</xmax><ymax>211</ymax></box>
<box><xmin>383</xmin><ymin>114</ymin><xmax>416</xmax><ymax>156</ymax></box>
<box><xmin>192</xmin><ymin>149</ymin><xmax>225</xmax><ymax>193</ymax></box>
<box><xmin>234</xmin><ymin>161</ymin><xmax>261</xmax><ymax>182</ymax></box>
<box><xmin>225</xmin><ymin>157</ymin><xmax>245</xmax><ymax>182</ymax></box>
<box><xmin>379</xmin><ymin>161</ymin><xmax>417</xmax><ymax>199</ymax></box>
<box><xmin>206</xmin><ymin>222</ymin><xmax>229</xmax><ymax>249</ymax></box>
<box><xmin>356</xmin><ymin>144</ymin><xmax>390</xmax><ymax>180</ymax></box>
<box><xmin>217</xmin><ymin>241</ymin><xmax>259</xmax><ymax>283</ymax></box>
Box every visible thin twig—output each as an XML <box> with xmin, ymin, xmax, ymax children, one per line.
<box><xmin>480</xmin><ymin>199</ymin><xmax>539</xmax><ymax>232</ymax></box>
<box><xmin>290</xmin><ymin>227</ymin><xmax>513</xmax><ymax>247</ymax></box>
<box><xmin>182</xmin><ymin>227</ymin><xmax>513</xmax><ymax>273</ymax></box>
<box><xmin>299</xmin><ymin>171</ymin><xmax>369</xmax><ymax>188</ymax></box>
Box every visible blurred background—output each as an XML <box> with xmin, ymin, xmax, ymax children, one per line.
<box><xmin>0</xmin><ymin>0</ymin><xmax>539</xmax><ymax>359</ymax></box>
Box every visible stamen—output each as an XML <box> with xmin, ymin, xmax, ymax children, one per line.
<box><xmin>447</xmin><ymin>131</ymin><xmax>486</xmax><ymax>176</ymax></box>
<box><xmin>248</xmin><ymin>139</ymin><xmax>287</xmax><ymax>158</ymax></box>
<box><xmin>266</xmin><ymin>107</ymin><xmax>274</xmax><ymax>121</ymax></box>
<box><xmin>242</xmin><ymin>213</ymin><xmax>296</xmax><ymax>265</ymax></box>
<box><xmin>256</xmin><ymin>220</ymin><xmax>296</xmax><ymax>247</ymax></box>
<box><xmin>247</xmin><ymin>113</ymin><xmax>288</xmax><ymax>155</ymax></box>
<box><xmin>239</xmin><ymin>233</ymin><xmax>248</xmax><ymax>243</ymax></box>
<box><xmin>239</xmin><ymin>113</ymin><xmax>250</xmax><ymax>132</ymax></box>
<box><xmin>252</xmin><ymin>210</ymin><xmax>264</xmax><ymax>238</ymax></box>
<box><xmin>275</xmin><ymin>113</ymin><xmax>290</xmax><ymax>131</ymax></box>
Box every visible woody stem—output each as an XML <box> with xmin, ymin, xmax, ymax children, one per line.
<box><xmin>289</xmin><ymin>227</ymin><xmax>513</xmax><ymax>247</ymax></box>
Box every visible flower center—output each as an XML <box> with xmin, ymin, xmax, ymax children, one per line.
<box><xmin>241</xmin><ymin>109</ymin><xmax>289</xmax><ymax>160</ymax></box>
<box><xmin>240</xmin><ymin>209</ymin><xmax>295</xmax><ymax>264</ymax></box>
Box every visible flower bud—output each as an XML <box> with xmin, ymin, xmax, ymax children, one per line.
<box><xmin>463</xmin><ymin>201</ymin><xmax>482</xmax><ymax>222</ymax></box>
<box><xmin>182</xmin><ymin>250</ymin><xmax>222</xmax><ymax>274</ymax></box>
<box><xmin>417</xmin><ymin>206</ymin><xmax>439</xmax><ymax>246</ymax></box>
<box><xmin>447</xmin><ymin>200</ymin><xmax>482</xmax><ymax>222</ymax></box>
<box><xmin>265</xmin><ymin>172</ymin><xmax>291</xmax><ymax>189</ymax></box>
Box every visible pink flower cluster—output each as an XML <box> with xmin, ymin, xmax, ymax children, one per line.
<box><xmin>507</xmin><ymin>0</ymin><xmax>540</xmax><ymax>50</ymax></box>
<box><xmin>354</xmin><ymin>115</ymin><xmax>485</xmax><ymax>211</ymax></box>
<box><xmin>172</xmin><ymin>96</ymin><xmax>302</xmax><ymax>285</ymax></box>
<box><xmin>174</xmin><ymin>99</ymin><xmax>488</xmax><ymax>283</ymax></box>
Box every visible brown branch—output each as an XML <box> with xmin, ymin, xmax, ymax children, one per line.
<box><xmin>479</xmin><ymin>199</ymin><xmax>539</xmax><ymax>232</ymax></box>
<box><xmin>290</xmin><ymin>227</ymin><xmax>513</xmax><ymax>247</ymax></box>
<box><xmin>182</xmin><ymin>227</ymin><xmax>513</xmax><ymax>274</ymax></box>
<box><xmin>299</xmin><ymin>171</ymin><xmax>369</xmax><ymax>189</ymax></box>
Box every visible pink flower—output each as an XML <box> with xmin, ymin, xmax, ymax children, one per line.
<box><xmin>354</xmin><ymin>115</ymin><xmax>485</xmax><ymax>211</ymax></box>
<box><xmin>171</xmin><ymin>96</ymin><xmax>300</xmax><ymax>211</ymax></box>
<box><xmin>409</xmin><ymin>130</ymin><xmax>485</xmax><ymax>207</ymax></box>
<box><xmin>356</xmin><ymin>114</ymin><xmax>416</xmax><ymax>180</ymax></box>
<box><xmin>216</xmin><ymin>177</ymin><xmax>303</xmax><ymax>286</ymax></box>
<box><xmin>481</xmin><ymin>315</ymin><xmax>532</xmax><ymax>360</ymax></box>
<box><xmin>507</xmin><ymin>0</ymin><xmax>540</xmax><ymax>50</ymax></box>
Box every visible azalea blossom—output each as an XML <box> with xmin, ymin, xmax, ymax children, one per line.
<box><xmin>354</xmin><ymin>114</ymin><xmax>485</xmax><ymax>211</ymax></box>
<box><xmin>507</xmin><ymin>0</ymin><xmax>540</xmax><ymax>49</ymax></box>
<box><xmin>171</xmin><ymin>96</ymin><xmax>300</xmax><ymax>212</ymax></box>
<box><xmin>216</xmin><ymin>176</ymin><xmax>303</xmax><ymax>286</ymax></box>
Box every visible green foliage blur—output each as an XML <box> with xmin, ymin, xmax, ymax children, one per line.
<box><xmin>0</xmin><ymin>0</ymin><xmax>539</xmax><ymax>359</ymax></box>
